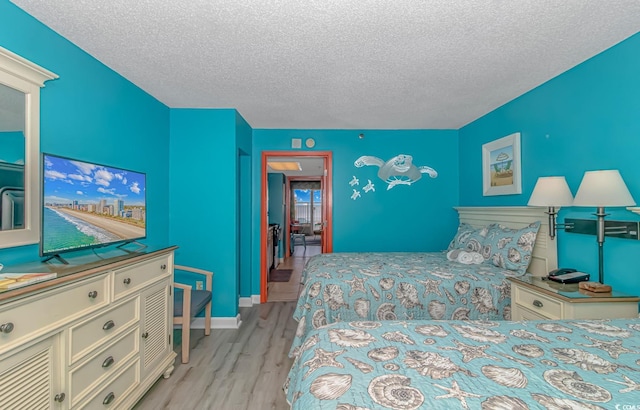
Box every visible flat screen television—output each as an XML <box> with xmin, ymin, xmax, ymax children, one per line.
<box><xmin>40</xmin><ymin>153</ymin><xmax>146</xmax><ymax>260</ymax></box>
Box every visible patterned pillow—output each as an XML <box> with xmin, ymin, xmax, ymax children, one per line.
<box><xmin>483</xmin><ymin>221</ymin><xmax>541</xmax><ymax>275</ymax></box>
<box><xmin>448</xmin><ymin>222</ymin><xmax>491</xmax><ymax>254</ymax></box>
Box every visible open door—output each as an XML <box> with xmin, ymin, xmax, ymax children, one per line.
<box><xmin>260</xmin><ymin>151</ymin><xmax>332</xmax><ymax>303</ymax></box>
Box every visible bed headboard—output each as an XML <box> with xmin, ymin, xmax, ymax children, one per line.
<box><xmin>454</xmin><ymin>206</ymin><xmax>557</xmax><ymax>277</ymax></box>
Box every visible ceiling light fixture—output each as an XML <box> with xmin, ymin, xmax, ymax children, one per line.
<box><xmin>267</xmin><ymin>161</ymin><xmax>302</xmax><ymax>171</ymax></box>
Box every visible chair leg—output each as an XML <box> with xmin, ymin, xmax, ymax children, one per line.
<box><xmin>181</xmin><ymin>289</ymin><xmax>192</xmax><ymax>364</ymax></box>
<box><xmin>182</xmin><ymin>323</ymin><xmax>190</xmax><ymax>364</ymax></box>
<box><xmin>204</xmin><ymin>301</ymin><xmax>211</xmax><ymax>336</ymax></box>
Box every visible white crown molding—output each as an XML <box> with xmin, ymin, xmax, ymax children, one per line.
<box><xmin>0</xmin><ymin>45</ymin><xmax>58</xmax><ymax>86</ymax></box>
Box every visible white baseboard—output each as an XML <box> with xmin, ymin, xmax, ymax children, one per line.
<box><xmin>239</xmin><ymin>295</ymin><xmax>261</xmax><ymax>307</ymax></box>
<box><xmin>184</xmin><ymin>315</ymin><xmax>242</xmax><ymax>329</ymax></box>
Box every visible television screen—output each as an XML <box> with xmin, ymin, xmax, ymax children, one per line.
<box><xmin>41</xmin><ymin>153</ymin><xmax>146</xmax><ymax>257</ymax></box>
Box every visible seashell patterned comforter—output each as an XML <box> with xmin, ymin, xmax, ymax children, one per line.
<box><xmin>291</xmin><ymin>252</ymin><xmax>517</xmax><ymax>357</ymax></box>
<box><xmin>285</xmin><ymin>318</ymin><xmax>640</xmax><ymax>409</ymax></box>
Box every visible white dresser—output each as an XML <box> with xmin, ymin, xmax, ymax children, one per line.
<box><xmin>509</xmin><ymin>275</ymin><xmax>639</xmax><ymax>320</ymax></box>
<box><xmin>0</xmin><ymin>247</ymin><xmax>177</xmax><ymax>409</ymax></box>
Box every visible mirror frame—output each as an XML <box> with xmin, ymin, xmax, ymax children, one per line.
<box><xmin>0</xmin><ymin>46</ymin><xmax>57</xmax><ymax>248</ymax></box>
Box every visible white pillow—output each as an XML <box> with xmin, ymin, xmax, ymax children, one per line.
<box><xmin>446</xmin><ymin>249</ymin><xmax>484</xmax><ymax>265</ymax></box>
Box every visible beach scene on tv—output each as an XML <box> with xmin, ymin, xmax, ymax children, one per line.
<box><xmin>42</xmin><ymin>154</ymin><xmax>146</xmax><ymax>255</ymax></box>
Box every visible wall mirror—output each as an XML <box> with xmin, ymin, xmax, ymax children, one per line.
<box><xmin>0</xmin><ymin>46</ymin><xmax>57</xmax><ymax>249</ymax></box>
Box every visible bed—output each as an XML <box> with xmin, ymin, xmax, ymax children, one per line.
<box><xmin>285</xmin><ymin>317</ymin><xmax>640</xmax><ymax>409</ymax></box>
<box><xmin>290</xmin><ymin>207</ymin><xmax>557</xmax><ymax>357</ymax></box>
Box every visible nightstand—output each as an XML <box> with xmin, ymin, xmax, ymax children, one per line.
<box><xmin>509</xmin><ymin>276</ymin><xmax>640</xmax><ymax>320</ymax></box>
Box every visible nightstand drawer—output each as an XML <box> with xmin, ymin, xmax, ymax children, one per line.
<box><xmin>514</xmin><ymin>286</ymin><xmax>562</xmax><ymax>319</ymax></box>
<box><xmin>515</xmin><ymin>305</ymin><xmax>550</xmax><ymax>321</ymax></box>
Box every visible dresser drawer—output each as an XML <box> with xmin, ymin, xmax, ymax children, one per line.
<box><xmin>69</xmin><ymin>297</ymin><xmax>139</xmax><ymax>364</ymax></box>
<box><xmin>0</xmin><ymin>275</ymin><xmax>109</xmax><ymax>350</ymax></box>
<box><xmin>113</xmin><ymin>255</ymin><xmax>171</xmax><ymax>300</ymax></box>
<box><xmin>76</xmin><ymin>358</ymin><xmax>139</xmax><ymax>410</ymax></box>
<box><xmin>514</xmin><ymin>286</ymin><xmax>563</xmax><ymax>319</ymax></box>
<box><xmin>70</xmin><ymin>329</ymin><xmax>138</xmax><ymax>406</ymax></box>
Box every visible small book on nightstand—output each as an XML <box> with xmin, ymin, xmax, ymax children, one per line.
<box><xmin>0</xmin><ymin>272</ymin><xmax>57</xmax><ymax>290</ymax></box>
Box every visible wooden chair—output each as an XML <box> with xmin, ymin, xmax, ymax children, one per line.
<box><xmin>173</xmin><ymin>265</ymin><xmax>213</xmax><ymax>364</ymax></box>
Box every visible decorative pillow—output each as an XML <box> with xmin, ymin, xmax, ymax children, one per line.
<box><xmin>448</xmin><ymin>223</ymin><xmax>491</xmax><ymax>254</ymax></box>
<box><xmin>483</xmin><ymin>221</ymin><xmax>541</xmax><ymax>275</ymax></box>
<box><xmin>446</xmin><ymin>249</ymin><xmax>484</xmax><ymax>265</ymax></box>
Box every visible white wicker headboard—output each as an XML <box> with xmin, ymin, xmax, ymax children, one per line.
<box><xmin>454</xmin><ymin>206</ymin><xmax>557</xmax><ymax>277</ymax></box>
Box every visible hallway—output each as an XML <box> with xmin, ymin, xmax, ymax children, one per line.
<box><xmin>267</xmin><ymin>244</ymin><xmax>320</xmax><ymax>302</ymax></box>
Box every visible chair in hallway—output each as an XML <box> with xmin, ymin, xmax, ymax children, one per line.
<box><xmin>173</xmin><ymin>265</ymin><xmax>213</xmax><ymax>363</ymax></box>
<box><xmin>290</xmin><ymin>221</ymin><xmax>307</xmax><ymax>254</ymax></box>
<box><xmin>290</xmin><ymin>232</ymin><xmax>306</xmax><ymax>253</ymax></box>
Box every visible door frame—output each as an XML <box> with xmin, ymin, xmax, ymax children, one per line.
<box><xmin>260</xmin><ymin>150</ymin><xmax>333</xmax><ymax>303</ymax></box>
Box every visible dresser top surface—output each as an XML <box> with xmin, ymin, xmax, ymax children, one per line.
<box><xmin>0</xmin><ymin>245</ymin><xmax>177</xmax><ymax>302</ymax></box>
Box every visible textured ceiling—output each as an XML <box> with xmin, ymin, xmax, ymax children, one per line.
<box><xmin>10</xmin><ymin>1</ymin><xmax>640</xmax><ymax>129</ymax></box>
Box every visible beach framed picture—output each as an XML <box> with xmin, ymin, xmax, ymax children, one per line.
<box><xmin>482</xmin><ymin>132</ymin><xmax>522</xmax><ymax>196</ymax></box>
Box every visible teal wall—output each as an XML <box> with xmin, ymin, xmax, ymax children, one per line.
<box><xmin>236</xmin><ymin>112</ymin><xmax>253</xmax><ymax>299</ymax></box>
<box><xmin>169</xmin><ymin>109</ymin><xmax>252</xmax><ymax>317</ymax></box>
<box><xmin>252</xmin><ymin>129</ymin><xmax>459</xmax><ymax>295</ymax></box>
<box><xmin>268</xmin><ymin>172</ymin><xmax>285</xmax><ymax>258</ymax></box>
<box><xmin>0</xmin><ymin>132</ymin><xmax>24</xmax><ymax>163</ymax></box>
<box><xmin>4</xmin><ymin>0</ymin><xmax>638</xmax><ymax>317</ymax></box>
<box><xmin>0</xmin><ymin>1</ymin><xmax>170</xmax><ymax>265</ymax></box>
<box><xmin>459</xmin><ymin>33</ymin><xmax>640</xmax><ymax>297</ymax></box>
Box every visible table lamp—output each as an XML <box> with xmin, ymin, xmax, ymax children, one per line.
<box><xmin>572</xmin><ymin>170</ymin><xmax>636</xmax><ymax>283</ymax></box>
<box><xmin>528</xmin><ymin>176</ymin><xmax>574</xmax><ymax>240</ymax></box>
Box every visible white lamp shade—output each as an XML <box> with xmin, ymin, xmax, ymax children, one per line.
<box><xmin>573</xmin><ymin>170</ymin><xmax>636</xmax><ymax>207</ymax></box>
<box><xmin>528</xmin><ymin>176</ymin><xmax>574</xmax><ymax>206</ymax></box>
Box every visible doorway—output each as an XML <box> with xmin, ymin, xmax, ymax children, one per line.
<box><xmin>260</xmin><ymin>151</ymin><xmax>333</xmax><ymax>303</ymax></box>
<box><xmin>289</xmin><ymin>179</ymin><xmax>323</xmax><ymax>250</ymax></box>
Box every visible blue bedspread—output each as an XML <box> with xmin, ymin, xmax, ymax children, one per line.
<box><xmin>285</xmin><ymin>318</ymin><xmax>640</xmax><ymax>409</ymax></box>
<box><xmin>291</xmin><ymin>252</ymin><xmax>518</xmax><ymax>357</ymax></box>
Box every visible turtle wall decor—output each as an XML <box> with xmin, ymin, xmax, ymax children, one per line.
<box><xmin>354</xmin><ymin>154</ymin><xmax>438</xmax><ymax>190</ymax></box>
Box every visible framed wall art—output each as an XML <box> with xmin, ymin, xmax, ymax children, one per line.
<box><xmin>482</xmin><ymin>132</ymin><xmax>521</xmax><ymax>196</ymax></box>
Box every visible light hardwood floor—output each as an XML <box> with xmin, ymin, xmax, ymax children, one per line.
<box><xmin>135</xmin><ymin>248</ymin><xmax>320</xmax><ymax>409</ymax></box>
<box><xmin>267</xmin><ymin>245</ymin><xmax>320</xmax><ymax>302</ymax></box>
<box><xmin>135</xmin><ymin>302</ymin><xmax>297</xmax><ymax>409</ymax></box>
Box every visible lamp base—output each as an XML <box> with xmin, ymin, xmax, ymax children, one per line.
<box><xmin>595</xmin><ymin>207</ymin><xmax>606</xmax><ymax>284</ymax></box>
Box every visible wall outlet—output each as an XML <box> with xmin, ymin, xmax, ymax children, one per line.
<box><xmin>196</xmin><ymin>281</ymin><xmax>203</xmax><ymax>290</ymax></box>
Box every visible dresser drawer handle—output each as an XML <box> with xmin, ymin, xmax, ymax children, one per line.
<box><xmin>123</xmin><ymin>278</ymin><xmax>131</xmax><ymax>285</ymax></box>
<box><xmin>0</xmin><ymin>322</ymin><xmax>14</xmax><ymax>334</ymax></box>
<box><xmin>102</xmin><ymin>355</ymin><xmax>115</xmax><ymax>368</ymax></box>
<box><xmin>160</xmin><ymin>264</ymin><xmax>167</xmax><ymax>270</ymax></box>
<box><xmin>102</xmin><ymin>320</ymin><xmax>115</xmax><ymax>331</ymax></box>
<box><xmin>141</xmin><ymin>331</ymin><xmax>149</xmax><ymax>339</ymax></box>
<box><xmin>88</xmin><ymin>290</ymin><xmax>98</xmax><ymax>299</ymax></box>
<box><xmin>532</xmin><ymin>300</ymin><xmax>544</xmax><ymax>308</ymax></box>
<box><xmin>54</xmin><ymin>392</ymin><xmax>66</xmax><ymax>403</ymax></box>
<box><xmin>102</xmin><ymin>391</ymin><xmax>115</xmax><ymax>405</ymax></box>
